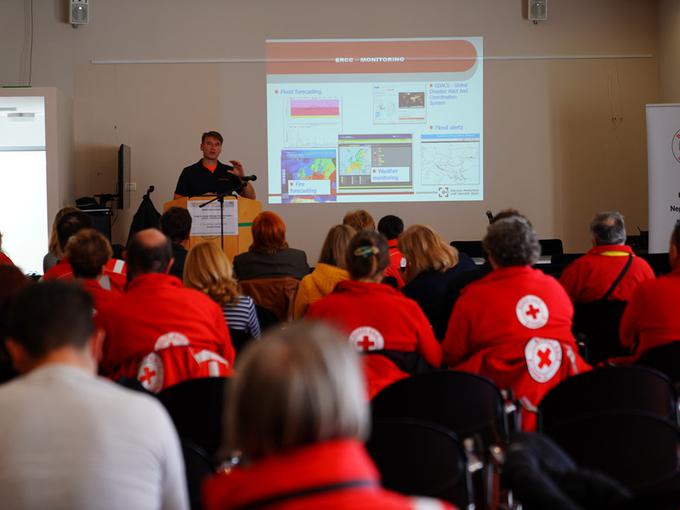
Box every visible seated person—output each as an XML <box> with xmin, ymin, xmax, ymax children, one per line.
<box><xmin>343</xmin><ymin>209</ymin><xmax>375</xmax><ymax>232</ymax></box>
<box><xmin>560</xmin><ymin>211</ymin><xmax>654</xmax><ymax>302</ymax></box>
<box><xmin>1</xmin><ymin>281</ymin><xmax>188</xmax><ymax>510</ymax></box>
<box><xmin>97</xmin><ymin>229</ymin><xmax>234</xmax><ymax>393</ymax></box>
<box><xmin>619</xmin><ymin>221</ymin><xmax>680</xmax><ymax>361</ymax></box>
<box><xmin>64</xmin><ymin>228</ymin><xmax>123</xmax><ymax>310</ymax></box>
<box><xmin>442</xmin><ymin>216</ymin><xmax>589</xmax><ymax>430</ymax></box>
<box><xmin>184</xmin><ymin>241</ymin><xmax>261</xmax><ymax>339</ymax></box>
<box><xmin>0</xmin><ymin>231</ymin><xmax>13</xmax><ymax>266</ymax></box>
<box><xmin>233</xmin><ymin>211</ymin><xmax>310</xmax><ymax>280</ymax></box>
<box><xmin>293</xmin><ymin>224</ymin><xmax>355</xmax><ymax>319</ymax></box>
<box><xmin>160</xmin><ymin>206</ymin><xmax>192</xmax><ymax>280</ymax></box>
<box><xmin>377</xmin><ymin>215</ymin><xmax>406</xmax><ymax>288</ymax></box>
<box><xmin>203</xmin><ymin>322</ymin><xmax>452</xmax><ymax>510</ymax></box>
<box><xmin>43</xmin><ymin>210</ymin><xmax>127</xmax><ymax>289</ymax></box>
<box><xmin>43</xmin><ymin>206</ymin><xmax>79</xmax><ymax>273</ymax></box>
<box><xmin>0</xmin><ymin>266</ymin><xmax>29</xmax><ymax>384</ymax></box>
<box><xmin>306</xmin><ymin>231</ymin><xmax>442</xmax><ymax>398</ymax></box>
<box><xmin>399</xmin><ymin>225</ymin><xmax>476</xmax><ymax>341</ymax></box>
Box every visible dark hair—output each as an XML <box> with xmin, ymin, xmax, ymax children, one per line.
<box><xmin>377</xmin><ymin>215</ymin><xmax>404</xmax><ymax>240</ymax></box>
<box><xmin>346</xmin><ymin>231</ymin><xmax>390</xmax><ymax>280</ymax></box>
<box><xmin>160</xmin><ymin>207</ymin><xmax>192</xmax><ymax>245</ymax></box>
<box><xmin>57</xmin><ymin>211</ymin><xmax>93</xmax><ymax>251</ymax></box>
<box><xmin>483</xmin><ymin>216</ymin><xmax>540</xmax><ymax>267</ymax></box>
<box><xmin>490</xmin><ymin>208</ymin><xmax>526</xmax><ymax>224</ymax></box>
<box><xmin>202</xmin><ymin>131</ymin><xmax>224</xmax><ymax>144</ymax></box>
<box><xmin>672</xmin><ymin>221</ymin><xmax>680</xmax><ymax>253</ymax></box>
<box><xmin>65</xmin><ymin>228</ymin><xmax>112</xmax><ymax>279</ymax></box>
<box><xmin>7</xmin><ymin>281</ymin><xmax>94</xmax><ymax>358</ymax></box>
<box><xmin>590</xmin><ymin>212</ymin><xmax>626</xmax><ymax>246</ymax></box>
<box><xmin>126</xmin><ymin>230</ymin><xmax>173</xmax><ymax>276</ymax></box>
<box><xmin>0</xmin><ymin>266</ymin><xmax>30</xmax><ymax>342</ymax></box>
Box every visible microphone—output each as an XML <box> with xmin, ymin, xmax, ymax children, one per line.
<box><xmin>485</xmin><ymin>210</ymin><xmax>494</xmax><ymax>224</ymax></box>
<box><xmin>241</xmin><ymin>175</ymin><xmax>257</xmax><ymax>182</ymax></box>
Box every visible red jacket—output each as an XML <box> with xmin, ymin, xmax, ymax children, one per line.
<box><xmin>0</xmin><ymin>252</ymin><xmax>13</xmax><ymax>266</ymax></box>
<box><xmin>307</xmin><ymin>280</ymin><xmax>442</xmax><ymax>398</ymax></box>
<box><xmin>559</xmin><ymin>245</ymin><xmax>654</xmax><ymax>302</ymax></box>
<box><xmin>44</xmin><ymin>258</ymin><xmax>127</xmax><ymax>291</ymax></box>
<box><xmin>443</xmin><ymin>266</ymin><xmax>590</xmax><ymax>430</ymax></box>
<box><xmin>618</xmin><ymin>267</ymin><xmax>680</xmax><ymax>361</ymax></box>
<box><xmin>97</xmin><ymin>273</ymin><xmax>234</xmax><ymax>392</ymax></box>
<box><xmin>384</xmin><ymin>239</ymin><xmax>406</xmax><ymax>288</ymax></box>
<box><xmin>81</xmin><ymin>278</ymin><xmax>123</xmax><ymax>311</ymax></box>
<box><xmin>203</xmin><ymin>439</ymin><xmax>454</xmax><ymax>510</ymax></box>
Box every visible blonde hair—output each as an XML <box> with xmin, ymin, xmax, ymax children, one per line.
<box><xmin>183</xmin><ymin>242</ymin><xmax>240</xmax><ymax>305</ymax></box>
<box><xmin>398</xmin><ymin>224</ymin><xmax>459</xmax><ymax>282</ymax></box>
<box><xmin>318</xmin><ymin>224</ymin><xmax>355</xmax><ymax>269</ymax></box>
<box><xmin>227</xmin><ymin>322</ymin><xmax>369</xmax><ymax>461</ymax></box>
<box><xmin>342</xmin><ymin>210</ymin><xmax>375</xmax><ymax>232</ymax></box>
<box><xmin>48</xmin><ymin>206</ymin><xmax>79</xmax><ymax>257</ymax></box>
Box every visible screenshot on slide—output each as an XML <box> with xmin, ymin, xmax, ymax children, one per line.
<box><xmin>266</xmin><ymin>37</ymin><xmax>484</xmax><ymax>204</ymax></box>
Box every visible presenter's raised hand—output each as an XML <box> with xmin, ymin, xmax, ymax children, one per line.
<box><xmin>229</xmin><ymin>159</ymin><xmax>256</xmax><ymax>199</ymax></box>
<box><xmin>229</xmin><ymin>160</ymin><xmax>245</xmax><ymax>177</ymax></box>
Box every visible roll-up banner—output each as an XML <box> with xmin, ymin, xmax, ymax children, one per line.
<box><xmin>646</xmin><ymin>104</ymin><xmax>680</xmax><ymax>253</ymax></box>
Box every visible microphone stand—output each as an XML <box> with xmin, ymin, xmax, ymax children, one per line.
<box><xmin>197</xmin><ymin>177</ymin><xmax>245</xmax><ymax>250</ymax></box>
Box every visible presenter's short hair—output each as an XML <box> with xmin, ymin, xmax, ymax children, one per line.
<box><xmin>318</xmin><ymin>224</ymin><xmax>355</xmax><ymax>269</ymax></box>
<box><xmin>201</xmin><ymin>131</ymin><xmax>223</xmax><ymax>144</ymax></box>
<box><xmin>483</xmin><ymin>216</ymin><xmax>540</xmax><ymax>267</ymax></box>
<box><xmin>250</xmin><ymin>212</ymin><xmax>288</xmax><ymax>255</ymax></box>
<box><xmin>65</xmin><ymin>229</ymin><xmax>113</xmax><ymax>279</ymax></box>
<box><xmin>227</xmin><ymin>322</ymin><xmax>369</xmax><ymax>461</ymax></box>
<box><xmin>343</xmin><ymin>210</ymin><xmax>375</xmax><ymax>232</ymax></box>
<box><xmin>590</xmin><ymin>212</ymin><xmax>626</xmax><ymax>246</ymax></box>
<box><xmin>57</xmin><ymin>211</ymin><xmax>93</xmax><ymax>251</ymax></box>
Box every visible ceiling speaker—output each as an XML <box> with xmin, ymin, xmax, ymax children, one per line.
<box><xmin>529</xmin><ymin>0</ymin><xmax>547</xmax><ymax>22</ymax></box>
<box><xmin>70</xmin><ymin>0</ymin><xmax>89</xmax><ymax>25</ymax></box>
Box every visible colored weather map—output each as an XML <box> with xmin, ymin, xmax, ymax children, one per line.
<box><xmin>339</xmin><ymin>146</ymin><xmax>371</xmax><ymax>175</ymax></box>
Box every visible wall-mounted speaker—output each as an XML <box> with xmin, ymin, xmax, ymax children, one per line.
<box><xmin>528</xmin><ymin>0</ymin><xmax>547</xmax><ymax>22</ymax></box>
<box><xmin>69</xmin><ymin>0</ymin><xmax>89</xmax><ymax>26</ymax></box>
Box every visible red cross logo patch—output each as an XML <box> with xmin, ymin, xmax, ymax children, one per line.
<box><xmin>349</xmin><ymin>326</ymin><xmax>385</xmax><ymax>352</ymax></box>
<box><xmin>525</xmin><ymin>338</ymin><xmax>562</xmax><ymax>383</ymax></box>
<box><xmin>154</xmin><ymin>332</ymin><xmax>190</xmax><ymax>351</ymax></box>
<box><xmin>137</xmin><ymin>352</ymin><xmax>164</xmax><ymax>393</ymax></box>
<box><xmin>516</xmin><ymin>295</ymin><xmax>549</xmax><ymax>329</ymax></box>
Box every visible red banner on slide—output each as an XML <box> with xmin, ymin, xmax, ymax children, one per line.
<box><xmin>266</xmin><ymin>39</ymin><xmax>478</xmax><ymax>75</ymax></box>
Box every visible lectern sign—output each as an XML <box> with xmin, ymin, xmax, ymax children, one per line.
<box><xmin>187</xmin><ymin>199</ymin><xmax>238</xmax><ymax>237</ymax></box>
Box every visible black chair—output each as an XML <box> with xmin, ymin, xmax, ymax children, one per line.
<box><xmin>544</xmin><ymin>411</ymin><xmax>680</xmax><ymax>493</ymax></box>
<box><xmin>228</xmin><ymin>328</ymin><xmax>254</xmax><ymax>356</ymax></box>
<box><xmin>450</xmin><ymin>240</ymin><xmax>485</xmax><ymax>258</ymax></box>
<box><xmin>636</xmin><ymin>342</ymin><xmax>680</xmax><ymax>388</ymax></box>
<box><xmin>182</xmin><ymin>441</ymin><xmax>215</xmax><ymax>510</ymax></box>
<box><xmin>255</xmin><ymin>305</ymin><xmax>279</xmax><ymax>332</ymax></box>
<box><xmin>538</xmin><ymin>366</ymin><xmax>678</xmax><ymax>432</ymax></box>
<box><xmin>640</xmin><ymin>253</ymin><xmax>672</xmax><ymax>276</ymax></box>
<box><xmin>158</xmin><ymin>377</ymin><xmax>230</xmax><ymax>456</ymax></box>
<box><xmin>539</xmin><ymin>239</ymin><xmax>564</xmax><ymax>256</ymax></box>
<box><xmin>571</xmin><ymin>300</ymin><xmax>629</xmax><ymax>364</ymax></box>
<box><xmin>366</xmin><ymin>418</ymin><xmax>472</xmax><ymax>508</ymax></box>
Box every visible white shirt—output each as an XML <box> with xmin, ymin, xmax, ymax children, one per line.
<box><xmin>0</xmin><ymin>364</ymin><xmax>189</xmax><ymax>510</ymax></box>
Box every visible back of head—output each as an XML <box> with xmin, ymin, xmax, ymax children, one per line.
<box><xmin>49</xmin><ymin>206</ymin><xmax>79</xmax><ymax>256</ymax></box>
<box><xmin>56</xmin><ymin>211</ymin><xmax>93</xmax><ymax>252</ymax></box>
<box><xmin>184</xmin><ymin>241</ymin><xmax>239</xmax><ymax>305</ymax></box>
<box><xmin>0</xmin><ymin>266</ymin><xmax>30</xmax><ymax>342</ymax></box>
<box><xmin>398</xmin><ymin>224</ymin><xmax>458</xmax><ymax>281</ymax></box>
<box><xmin>590</xmin><ymin>212</ymin><xmax>626</xmax><ymax>246</ymax></box>
<box><xmin>228</xmin><ymin>322</ymin><xmax>368</xmax><ymax>461</ymax></box>
<box><xmin>251</xmin><ymin>212</ymin><xmax>288</xmax><ymax>255</ymax></box>
<box><xmin>346</xmin><ymin>230</ymin><xmax>389</xmax><ymax>280</ymax></box>
<box><xmin>490</xmin><ymin>208</ymin><xmax>525</xmax><ymax>224</ymax></box>
<box><xmin>343</xmin><ymin>210</ymin><xmax>376</xmax><ymax>233</ymax></box>
<box><xmin>160</xmin><ymin>207</ymin><xmax>192</xmax><ymax>245</ymax></box>
<box><xmin>65</xmin><ymin>228</ymin><xmax>113</xmax><ymax>279</ymax></box>
<box><xmin>126</xmin><ymin>229</ymin><xmax>173</xmax><ymax>278</ymax></box>
<box><xmin>483</xmin><ymin>216</ymin><xmax>540</xmax><ymax>268</ymax></box>
<box><xmin>318</xmin><ymin>224</ymin><xmax>355</xmax><ymax>269</ymax></box>
<box><xmin>8</xmin><ymin>281</ymin><xmax>94</xmax><ymax>360</ymax></box>
<box><xmin>377</xmin><ymin>215</ymin><xmax>404</xmax><ymax>240</ymax></box>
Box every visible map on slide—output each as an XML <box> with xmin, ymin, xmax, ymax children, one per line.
<box><xmin>339</xmin><ymin>146</ymin><xmax>371</xmax><ymax>175</ymax></box>
<box><xmin>421</xmin><ymin>141</ymin><xmax>481</xmax><ymax>186</ymax></box>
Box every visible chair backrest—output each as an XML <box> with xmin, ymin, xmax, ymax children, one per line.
<box><xmin>182</xmin><ymin>441</ymin><xmax>215</xmax><ymax>510</ymax></box>
<box><xmin>639</xmin><ymin>253</ymin><xmax>671</xmax><ymax>276</ymax></box>
<box><xmin>228</xmin><ymin>328</ymin><xmax>253</xmax><ymax>356</ymax></box>
<box><xmin>158</xmin><ymin>376</ymin><xmax>230</xmax><ymax>456</ymax></box>
<box><xmin>539</xmin><ymin>239</ymin><xmax>564</xmax><ymax>256</ymax></box>
<box><xmin>254</xmin><ymin>304</ymin><xmax>279</xmax><ymax>332</ymax></box>
<box><xmin>450</xmin><ymin>240</ymin><xmax>485</xmax><ymax>258</ymax></box>
<box><xmin>636</xmin><ymin>341</ymin><xmax>680</xmax><ymax>386</ymax></box>
<box><xmin>240</xmin><ymin>277</ymin><xmax>300</xmax><ymax>322</ymax></box>
<box><xmin>545</xmin><ymin>411</ymin><xmax>680</xmax><ymax>492</ymax></box>
<box><xmin>366</xmin><ymin>418</ymin><xmax>470</xmax><ymax>508</ymax></box>
<box><xmin>371</xmin><ymin>370</ymin><xmax>507</xmax><ymax>444</ymax></box>
<box><xmin>572</xmin><ymin>300</ymin><xmax>629</xmax><ymax>364</ymax></box>
<box><xmin>538</xmin><ymin>366</ymin><xmax>678</xmax><ymax>432</ymax></box>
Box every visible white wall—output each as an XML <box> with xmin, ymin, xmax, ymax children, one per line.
<box><xmin>0</xmin><ymin>0</ymin><xmax>659</xmax><ymax>259</ymax></box>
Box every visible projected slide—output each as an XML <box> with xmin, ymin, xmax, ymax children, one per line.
<box><xmin>266</xmin><ymin>37</ymin><xmax>483</xmax><ymax>204</ymax></box>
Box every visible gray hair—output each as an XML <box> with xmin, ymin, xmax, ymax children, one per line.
<box><xmin>226</xmin><ymin>322</ymin><xmax>369</xmax><ymax>462</ymax></box>
<box><xmin>590</xmin><ymin>212</ymin><xmax>626</xmax><ymax>246</ymax></box>
<box><xmin>483</xmin><ymin>216</ymin><xmax>541</xmax><ymax>267</ymax></box>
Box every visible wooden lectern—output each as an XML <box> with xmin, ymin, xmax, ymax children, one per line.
<box><xmin>163</xmin><ymin>196</ymin><xmax>262</xmax><ymax>260</ymax></box>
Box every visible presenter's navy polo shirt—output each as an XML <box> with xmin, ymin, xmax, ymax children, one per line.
<box><xmin>174</xmin><ymin>160</ymin><xmax>240</xmax><ymax>197</ymax></box>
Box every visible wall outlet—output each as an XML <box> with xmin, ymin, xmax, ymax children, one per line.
<box><xmin>125</xmin><ymin>182</ymin><xmax>137</xmax><ymax>191</ymax></box>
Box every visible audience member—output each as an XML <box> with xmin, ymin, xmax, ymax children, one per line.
<box><xmin>293</xmin><ymin>224</ymin><xmax>355</xmax><ymax>319</ymax></box>
<box><xmin>43</xmin><ymin>205</ymin><xmax>78</xmax><ymax>273</ymax></box>
<box><xmin>442</xmin><ymin>216</ymin><xmax>589</xmax><ymax>430</ymax></box>
<box><xmin>65</xmin><ymin>228</ymin><xmax>122</xmax><ymax>310</ymax></box>
<box><xmin>184</xmin><ymin>241</ymin><xmax>260</xmax><ymax>339</ymax></box>
<box><xmin>619</xmin><ymin>221</ymin><xmax>680</xmax><ymax>361</ymax></box>
<box><xmin>97</xmin><ymin>229</ymin><xmax>234</xmax><ymax>393</ymax></box>
<box><xmin>560</xmin><ymin>212</ymin><xmax>654</xmax><ymax>302</ymax></box>
<box><xmin>0</xmin><ymin>266</ymin><xmax>29</xmax><ymax>384</ymax></box>
<box><xmin>0</xmin><ymin>281</ymin><xmax>188</xmax><ymax>510</ymax></box>
<box><xmin>203</xmin><ymin>322</ymin><xmax>452</xmax><ymax>510</ymax></box>
<box><xmin>399</xmin><ymin>225</ymin><xmax>476</xmax><ymax>340</ymax></box>
<box><xmin>0</xmin><ymin>231</ymin><xmax>13</xmax><ymax>266</ymax></box>
<box><xmin>343</xmin><ymin>209</ymin><xmax>376</xmax><ymax>232</ymax></box>
<box><xmin>377</xmin><ymin>214</ymin><xmax>406</xmax><ymax>288</ymax></box>
<box><xmin>307</xmin><ymin>231</ymin><xmax>442</xmax><ymax>398</ymax></box>
<box><xmin>233</xmin><ymin>211</ymin><xmax>310</xmax><ymax>280</ymax></box>
<box><xmin>43</xmin><ymin>210</ymin><xmax>127</xmax><ymax>289</ymax></box>
<box><xmin>160</xmin><ymin>206</ymin><xmax>192</xmax><ymax>280</ymax></box>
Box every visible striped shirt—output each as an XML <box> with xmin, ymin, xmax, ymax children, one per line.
<box><xmin>223</xmin><ymin>295</ymin><xmax>261</xmax><ymax>338</ymax></box>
